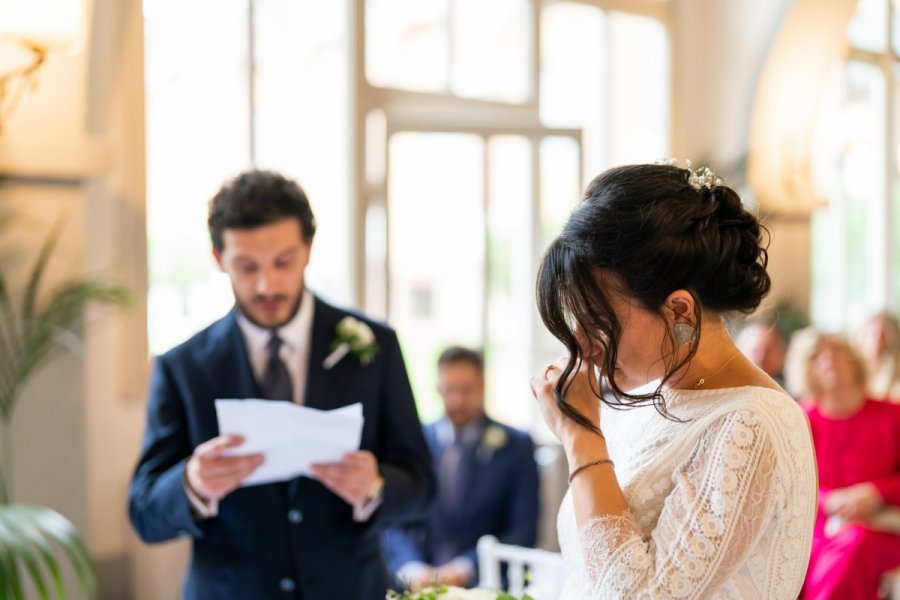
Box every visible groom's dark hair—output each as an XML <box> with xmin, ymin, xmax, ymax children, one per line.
<box><xmin>208</xmin><ymin>170</ymin><xmax>317</xmax><ymax>251</ymax></box>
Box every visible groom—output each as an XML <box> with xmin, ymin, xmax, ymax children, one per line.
<box><xmin>129</xmin><ymin>170</ymin><xmax>434</xmax><ymax>599</ymax></box>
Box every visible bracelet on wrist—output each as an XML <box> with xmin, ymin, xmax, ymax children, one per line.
<box><xmin>568</xmin><ymin>457</ymin><xmax>615</xmax><ymax>485</ymax></box>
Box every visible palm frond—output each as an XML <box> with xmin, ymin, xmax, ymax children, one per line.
<box><xmin>10</xmin><ymin>280</ymin><xmax>131</xmax><ymax>417</ymax></box>
<box><xmin>0</xmin><ymin>265</ymin><xmax>19</xmax><ymax>362</ymax></box>
<box><xmin>0</xmin><ymin>269</ymin><xmax>19</xmax><ymax>420</ymax></box>
<box><xmin>22</xmin><ymin>219</ymin><xmax>65</xmax><ymax>327</ymax></box>
<box><xmin>0</xmin><ymin>208</ymin><xmax>125</xmax><ymax>599</ymax></box>
<box><xmin>0</xmin><ymin>523</ymin><xmax>25</xmax><ymax>600</ymax></box>
<box><xmin>0</xmin><ymin>505</ymin><xmax>97</xmax><ymax>599</ymax></box>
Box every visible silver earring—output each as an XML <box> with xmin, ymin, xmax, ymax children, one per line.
<box><xmin>674</xmin><ymin>322</ymin><xmax>696</xmax><ymax>346</ymax></box>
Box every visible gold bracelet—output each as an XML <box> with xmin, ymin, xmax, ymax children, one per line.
<box><xmin>568</xmin><ymin>458</ymin><xmax>615</xmax><ymax>485</ymax></box>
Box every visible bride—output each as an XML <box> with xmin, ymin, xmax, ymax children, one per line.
<box><xmin>531</xmin><ymin>163</ymin><xmax>816</xmax><ymax>599</ymax></box>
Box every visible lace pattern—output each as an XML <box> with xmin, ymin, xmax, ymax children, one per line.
<box><xmin>557</xmin><ymin>387</ymin><xmax>816</xmax><ymax>600</ymax></box>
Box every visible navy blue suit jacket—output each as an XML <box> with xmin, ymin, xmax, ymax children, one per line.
<box><xmin>129</xmin><ymin>297</ymin><xmax>434</xmax><ymax>600</ymax></box>
<box><xmin>381</xmin><ymin>417</ymin><xmax>539</xmax><ymax>586</ymax></box>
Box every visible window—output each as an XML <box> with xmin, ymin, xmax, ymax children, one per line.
<box><xmin>363</xmin><ymin>0</ymin><xmax>670</xmax><ymax>429</ymax></box>
<box><xmin>811</xmin><ymin>0</ymin><xmax>899</xmax><ymax>331</ymax></box>
<box><xmin>144</xmin><ymin>0</ymin><xmax>351</xmax><ymax>354</ymax></box>
<box><xmin>365</xmin><ymin>0</ymin><xmax>531</xmax><ymax>102</ymax></box>
<box><xmin>540</xmin><ymin>2</ymin><xmax>669</xmax><ymax>173</ymax></box>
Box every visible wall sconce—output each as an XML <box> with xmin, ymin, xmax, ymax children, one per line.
<box><xmin>0</xmin><ymin>0</ymin><xmax>84</xmax><ymax>133</ymax></box>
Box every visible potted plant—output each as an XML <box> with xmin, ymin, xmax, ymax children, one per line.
<box><xmin>0</xmin><ymin>197</ymin><xmax>131</xmax><ymax>598</ymax></box>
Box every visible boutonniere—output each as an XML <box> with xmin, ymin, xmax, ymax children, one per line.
<box><xmin>323</xmin><ymin>316</ymin><xmax>379</xmax><ymax>369</ymax></box>
<box><xmin>476</xmin><ymin>425</ymin><xmax>508</xmax><ymax>463</ymax></box>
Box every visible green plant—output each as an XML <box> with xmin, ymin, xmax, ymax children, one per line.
<box><xmin>386</xmin><ymin>586</ymin><xmax>535</xmax><ymax>600</ymax></box>
<box><xmin>0</xmin><ymin>204</ymin><xmax>131</xmax><ymax>599</ymax></box>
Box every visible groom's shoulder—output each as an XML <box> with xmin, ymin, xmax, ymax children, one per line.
<box><xmin>158</xmin><ymin>311</ymin><xmax>235</xmax><ymax>365</ymax></box>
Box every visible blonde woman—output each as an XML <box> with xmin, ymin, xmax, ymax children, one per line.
<box><xmin>797</xmin><ymin>332</ymin><xmax>900</xmax><ymax>599</ymax></box>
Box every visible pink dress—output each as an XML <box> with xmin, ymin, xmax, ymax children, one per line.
<box><xmin>802</xmin><ymin>398</ymin><xmax>900</xmax><ymax>599</ymax></box>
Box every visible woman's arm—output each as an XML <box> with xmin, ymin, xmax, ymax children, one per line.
<box><xmin>574</xmin><ymin>410</ymin><xmax>779</xmax><ymax>598</ymax></box>
<box><xmin>532</xmin><ymin>363</ymin><xmax>785</xmax><ymax>598</ymax></box>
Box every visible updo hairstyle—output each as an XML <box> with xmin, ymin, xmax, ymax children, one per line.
<box><xmin>536</xmin><ymin>164</ymin><xmax>770</xmax><ymax>430</ymax></box>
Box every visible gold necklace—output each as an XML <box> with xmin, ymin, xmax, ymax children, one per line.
<box><xmin>694</xmin><ymin>350</ymin><xmax>741</xmax><ymax>389</ymax></box>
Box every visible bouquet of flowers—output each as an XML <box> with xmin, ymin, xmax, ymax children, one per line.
<box><xmin>387</xmin><ymin>586</ymin><xmax>535</xmax><ymax>600</ymax></box>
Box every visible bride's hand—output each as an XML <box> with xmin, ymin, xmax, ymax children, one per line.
<box><xmin>530</xmin><ymin>355</ymin><xmax>602</xmax><ymax>447</ymax></box>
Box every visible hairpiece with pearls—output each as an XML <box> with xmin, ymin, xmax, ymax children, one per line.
<box><xmin>655</xmin><ymin>158</ymin><xmax>724</xmax><ymax>190</ymax></box>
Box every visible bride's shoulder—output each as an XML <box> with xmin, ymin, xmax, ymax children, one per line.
<box><xmin>671</xmin><ymin>385</ymin><xmax>798</xmax><ymax>422</ymax></box>
<box><xmin>705</xmin><ymin>387</ymin><xmax>810</xmax><ymax>454</ymax></box>
<box><xmin>710</xmin><ymin>385</ymin><xmax>799</xmax><ymax>416</ymax></box>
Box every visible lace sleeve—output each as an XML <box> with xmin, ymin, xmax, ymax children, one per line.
<box><xmin>576</xmin><ymin>410</ymin><xmax>778</xmax><ymax>599</ymax></box>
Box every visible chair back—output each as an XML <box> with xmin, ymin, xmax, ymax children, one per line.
<box><xmin>476</xmin><ymin>535</ymin><xmax>567</xmax><ymax>599</ymax></box>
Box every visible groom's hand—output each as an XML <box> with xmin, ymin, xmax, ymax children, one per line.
<box><xmin>186</xmin><ymin>435</ymin><xmax>265</xmax><ymax>502</ymax></box>
<box><xmin>310</xmin><ymin>451</ymin><xmax>379</xmax><ymax>506</ymax></box>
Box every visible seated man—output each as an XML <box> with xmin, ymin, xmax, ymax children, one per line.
<box><xmin>382</xmin><ymin>346</ymin><xmax>540</xmax><ymax>590</ymax></box>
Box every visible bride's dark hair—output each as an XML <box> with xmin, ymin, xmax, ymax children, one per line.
<box><xmin>536</xmin><ymin>164</ymin><xmax>770</xmax><ymax>431</ymax></box>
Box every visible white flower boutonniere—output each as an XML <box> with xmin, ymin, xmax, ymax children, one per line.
<box><xmin>476</xmin><ymin>424</ymin><xmax>508</xmax><ymax>463</ymax></box>
<box><xmin>482</xmin><ymin>425</ymin><xmax>508</xmax><ymax>451</ymax></box>
<box><xmin>323</xmin><ymin>316</ymin><xmax>379</xmax><ymax>369</ymax></box>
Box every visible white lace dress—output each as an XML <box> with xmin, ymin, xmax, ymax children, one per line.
<box><xmin>557</xmin><ymin>386</ymin><xmax>817</xmax><ymax>599</ymax></box>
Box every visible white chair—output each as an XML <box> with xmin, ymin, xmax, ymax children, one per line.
<box><xmin>477</xmin><ymin>534</ymin><xmax>567</xmax><ymax>599</ymax></box>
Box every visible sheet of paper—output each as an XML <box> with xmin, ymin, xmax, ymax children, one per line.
<box><xmin>215</xmin><ymin>399</ymin><xmax>365</xmax><ymax>487</ymax></box>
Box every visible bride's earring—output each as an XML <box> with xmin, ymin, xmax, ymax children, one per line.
<box><xmin>674</xmin><ymin>322</ymin><xmax>696</xmax><ymax>346</ymax></box>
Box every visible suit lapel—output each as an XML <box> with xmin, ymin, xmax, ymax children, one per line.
<box><xmin>303</xmin><ymin>296</ymin><xmax>341</xmax><ymax>411</ymax></box>
<box><xmin>205</xmin><ymin>309</ymin><xmax>261</xmax><ymax>402</ymax></box>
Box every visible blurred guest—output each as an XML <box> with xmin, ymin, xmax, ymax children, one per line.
<box><xmin>859</xmin><ymin>312</ymin><xmax>900</xmax><ymax>401</ymax></box>
<box><xmin>798</xmin><ymin>332</ymin><xmax>900</xmax><ymax>600</ymax></box>
<box><xmin>382</xmin><ymin>346</ymin><xmax>540</xmax><ymax>590</ymax></box>
<box><xmin>736</xmin><ymin>318</ymin><xmax>788</xmax><ymax>389</ymax></box>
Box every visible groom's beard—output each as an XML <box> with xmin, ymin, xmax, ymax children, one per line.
<box><xmin>235</xmin><ymin>290</ymin><xmax>304</xmax><ymax>329</ymax></box>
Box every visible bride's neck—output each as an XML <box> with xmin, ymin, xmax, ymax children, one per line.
<box><xmin>670</xmin><ymin>320</ymin><xmax>743</xmax><ymax>390</ymax></box>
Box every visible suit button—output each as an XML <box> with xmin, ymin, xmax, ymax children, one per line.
<box><xmin>288</xmin><ymin>509</ymin><xmax>303</xmax><ymax>524</ymax></box>
<box><xmin>280</xmin><ymin>578</ymin><xmax>296</xmax><ymax>593</ymax></box>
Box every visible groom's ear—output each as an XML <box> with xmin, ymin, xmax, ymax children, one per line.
<box><xmin>212</xmin><ymin>248</ymin><xmax>225</xmax><ymax>271</ymax></box>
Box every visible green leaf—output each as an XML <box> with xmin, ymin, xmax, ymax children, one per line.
<box><xmin>0</xmin><ymin>505</ymin><xmax>97</xmax><ymax>599</ymax></box>
<box><xmin>0</xmin><ymin>509</ymin><xmax>50</xmax><ymax>599</ymax></box>
<box><xmin>23</xmin><ymin>218</ymin><xmax>64</xmax><ymax>326</ymax></box>
<box><xmin>0</xmin><ymin>529</ymin><xmax>25</xmax><ymax>600</ymax></box>
<box><xmin>0</xmin><ymin>214</ymin><xmax>131</xmax><ymax>426</ymax></box>
<box><xmin>8</xmin><ymin>507</ymin><xmax>64</xmax><ymax>597</ymax></box>
<box><xmin>26</xmin><ymin>505</ymin><xmax>97</xmax><ymax>595</ymax></box>
<box><xmin>0</xmin><ymin>268</ymin><xmax>21</xmax><ymax>420</ymax></box>
<box><xmin>15</xmin><ymin>280</ymin><xmax>130</xmax><ymax>400</ymax></box>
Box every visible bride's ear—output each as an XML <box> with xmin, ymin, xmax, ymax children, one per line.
<box><xmin>664</xmin><ymin>290</ymin><xmax>696</xmax><ymax>326</ymax></box>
